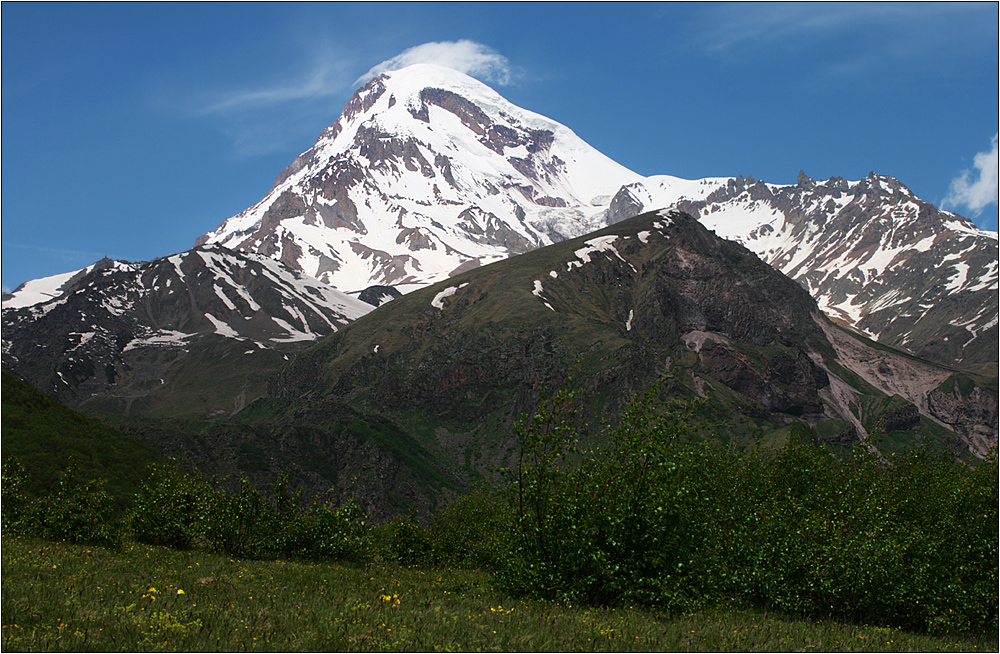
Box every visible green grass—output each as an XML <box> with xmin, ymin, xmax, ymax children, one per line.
<box><xmin>2</xmin><ymin>535</ymin><xmax>994</xmax><ymax>652</ymax></box>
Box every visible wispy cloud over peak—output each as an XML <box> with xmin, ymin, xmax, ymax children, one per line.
<box><xmin>944</xmin><ymin>134</ymin><xmax>999</xmax><ymax>217</ymax></box>
<box><xmin>197</xmin><ymin>58</ymin><xmax>352</xmax><ymax>117</ymax></box>
<box><xmin>354</xmin><ymin>40</ymin><xmax>514</xmax><ymax>88</ymax></box>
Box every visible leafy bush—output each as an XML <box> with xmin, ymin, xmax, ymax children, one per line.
<box><xmin>277</xmin><ymin>499</ymin><xmax>371</xmax><ymax>564</ymax></box>
<box><xmin>130</xmin><ymin>462</ymin><xmax>371</xmax><ymax>564</ymax></box>
<box><xmin>18</xmin><ymin>460</ymin><xmax>123</xmax><ymax>548</ymax></box>
<box><xmin>499</xmin><ymin>384</ymin><xmax>999</xmax><ymax>634</ymax></box>
<box><xmin>130</xmin><ymin>461</ymin><xmax>215</xmax><ymax>550</ymax></box>
<box><xmin>430</xmin><ymin>484</ymin><xmax>514</xmax><ymax>570</ymax></box>
<box><xmin>1</xmin><ymin>457</ymin><xmax>32</xmax><ymax>533</ymax></box>
<box><xmin>373</xmin><ymin>508</ymin><xmax>434</xmax><ymax>565</ymax></box>
<box><xmin>499</xmin><ymin>383</ymin><xmax>714</xmax><ymax>609</ymax></box>
<box><xmin>203</xmin><ymin>477</ymin><xmax>274</xmax><ymax>557</ymax></box>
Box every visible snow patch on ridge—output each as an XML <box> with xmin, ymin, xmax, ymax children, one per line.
<box><xmin>204</xmin><ymin>313</ymin><xmax>240</xmax><ymax>338</ymax></box>
<box><xmin>567</xmin><ymin>235</ymin><xmax>625</xmax><ymax>271</ymax></box>
<box><xmin>123</xmin><ymin>330</ymin><xmax>196</xmax><ymax>352</ymax></box>
<box><xmin>531</xmin><ymin>279</ymin><xmax>555</xmax><ymax>312</ymax></box>
<box><xmin>431</xmin><ymin>282</ymin><xmax>469</xmax><ymax>309</ymax></box>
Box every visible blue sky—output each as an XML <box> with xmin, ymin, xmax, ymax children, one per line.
<box><xmin>3</xmin><ymin>2</ymin><xmax>997</xmax><ymax>291</ymax></box>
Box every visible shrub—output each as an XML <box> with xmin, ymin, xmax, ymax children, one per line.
<box><xmin>499</xmin><ymin>383</ymin><xmax>999</xmax><ymax>634</ymax></box>
<box><xmin>430</xmin><ymin>484</ymin><xmax>515</xmax><ymax>570</ymax></box>
<box><xmin>499</xmin><ymin>383</ymin><xmax>714</xmax><ymax>608</ymax></box>
<box><xmin>20</xmin><ymin>460</ymin><xmax>123</xmax><ymax>548</ymax></box>
<box><xmin>130</xmin><ymin>461</ymin><xmax>215</xmax><ymax>550</ymax></box>
<box><xmin>278</xmin><ymin>499</ymin><xmax>371</xmax><ymax>565</ymax></box>
<box><xmin>373</xmin><ymin>508</ymin><xmax>434</xmax><ymax>565</ymax></box>
<box><xmin>1</xmin><ymin>457</ymin><xmax>32</xmax><ymax>533</ymax></box>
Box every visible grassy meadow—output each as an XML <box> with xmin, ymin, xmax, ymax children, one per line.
<box><xmin>2</xmin><ymin>534</ymin><xmax>995</xmax><ymax>653</ymax></box>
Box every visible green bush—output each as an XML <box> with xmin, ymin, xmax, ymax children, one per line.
<box><xmin>430</xmin><ymin>485</ymin><xmax>514</xmax><ymax>569</ymax></box>
<box><xmin>130</xmin><ymin>461</ymin><xmax>215</xmax><ymax>550</ymax></box>
<box><xmin>499</xmin><ymin>384</ymin><xmax>999</xmax><ymax>634</ymax></box>
<box><xmin>499</xmin><ymin>383</ymin><xmax>714</xmax><ymax>608</ymax></box>
<box><xmin>19</xmin><ymin>460</ymin><xmax>123</xmax><ymax>548</ymax></box>
<box><xmin>1</xmin><ymin>457</ymin><xmax>32</xmax><ymax>534</ymax></box>
<box><xmin>130</xmin><ymin>463</ymin><xmax>371</xmax><ymax>564</ymax></box>
<box><xmin>373</xmin><ymin>508</ymin><xmax>434</xmax><ymax>565</ymax></box>
<box><xmin>203</xmin><ymin>477</ymin><xmax>274</xmax><ymax>557</ymax></box>
<box><xmin>277</xmin><ymin>499</ymin><xmax>371</xmax><ymax>564</ymax></box>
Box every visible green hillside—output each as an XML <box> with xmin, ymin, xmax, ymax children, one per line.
<box><xmin>258</xmin><ymin>212</ymin><xmax>977</xmax><ymax>486</ymax></box>
<box><xmin>1</xmin><ymin>371</ymin><xmax>164</xmax><ymax>511</ymax></box>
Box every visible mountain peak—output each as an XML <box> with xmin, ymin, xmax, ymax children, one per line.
<box><xmin>197</xmin><ymin>63</ymin><xmax>640</xmax><ymax>293</ymax></box>
<box><xmin>381</xmin><ymin>63</ymin><xmax>501</xmax><ymax>96</ymax></box>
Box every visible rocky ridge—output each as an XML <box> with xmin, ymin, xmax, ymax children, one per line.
<box><xmin>270</xmin><ymin>210</ymin><xmax>996</xmax><ymax>465</ymax></box>
<box><xmin>1</xmin><ymin>245</ymin><xmax>372</xmax><ymax>417</ymax></box>
<box><xmin>612</xmin><ymin>172</ymin><xmax>998</xmax><ymax>368</ymax></box>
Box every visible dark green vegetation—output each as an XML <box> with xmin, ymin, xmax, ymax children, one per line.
<box><xmin>498</xmin><ymin>386</ymin><xmax>997</xmax><ymax>635</ymax></box>
<box><xmin>240</xmin><ymin>210</ymin><xmax>987</xmax><ymax>511</ymax></box>
<box><xmin>1</xmin><ymin>372</ymin><xmax>164</xmax><ymax>513</ymax></box>
<box><xmin>4</xmin><ymin>382</ymin><xmax>996</xmax><ymax>644</ymax></box>
<box><xmin>7</xmin><ymin>212</ymin><xmax>994</xmax><ymax>518</ymax></box>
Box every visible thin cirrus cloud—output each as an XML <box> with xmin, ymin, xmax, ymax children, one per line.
<box><xmin>184</xmin><ymin>40</ymin><xmax>513</xmax><ymax>156</ymax></box>
<box><xmin>196</xmin><ymin>59</ymin><xmax>353</xmax><ymax>117</ymax></box>
<box><xmin>944</xmin><ymin>134</ymin><xmax>999</xmax><ymax>217</ymax></box>
<box><xmin>693</xmin><ymin>2</ymin><xmax>993</xmax><ymax>87</ymax></box>
<box><xmin>697</xmin><ymin>3</ymin><xmax>985</xmax><ymax>53</ymax></box>
<box><xmin>354</xmin><ymin>40</ymin><xmax>515</xmax><ymax>87</ymax></box>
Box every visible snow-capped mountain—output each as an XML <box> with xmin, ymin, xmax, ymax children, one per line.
<box><xmin>609</xmin><ymin>171</ymin><xmax>999</xmax><ymax>367</ymax></box>
<box><xmin>196</xmin><ymin>64</ymin><xmax>642</xmax><ymax>294</ymax></box>
<box><xmin>197</xmin><ymin>64</ymin><xmax>997</xmax><ymax>369</ymax></box>
<box><xmin>2</xmin><ymin>246</ymin><xmax>372</xmax><ymax>414</ymax></box>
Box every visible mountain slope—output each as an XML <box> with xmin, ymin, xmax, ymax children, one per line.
<box><xmin>264</xmin><ymin>210</ymin><xmax>995</xmax><ymax>482</ymax></box>
<box><xmin>2</xmin><ymin>246</ymin><xmax>372</xmax><ymax>418</ymax></box>
<box><xmin>1</xmin><ymin>371</ymin><xmax>165</xmax><ymax>512</ymax></box>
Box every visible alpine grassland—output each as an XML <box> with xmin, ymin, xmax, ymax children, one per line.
<box><xmin>2</xmin><ymin>535</ymin><xmax>996</xmax><ymax>653</ymax></box>
<box><xmin>2</xmin><ymin>383</ymin><xmax>997</xmax><ymax>651</ymax></box>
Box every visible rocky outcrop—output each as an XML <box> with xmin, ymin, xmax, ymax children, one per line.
<box><xmin>612</xmin><ymin>172</ymin><xmax>998</xmax><ymax>371</ymax></box>
<box><xmin>270</xmin><ymin>212</ymin><xmax>984</xmax><ymax>474</ymax></box>
<box><xmin>928</xmin><ymin>382</ymin><xmax>999</xmax><ymax>457</ymax></box>
<box><xmin>607</xmin><ymin>185</ymin><xmax>646</xmax><ymax>225</ymax></box>
<box><xmin>358</xmin><ymin>285</ymin><xmax>402</xmax><ymax>307</ymax></box>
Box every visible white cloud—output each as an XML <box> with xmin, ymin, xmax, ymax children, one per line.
<box><xmin>198</xmin><ymin>58</ymin><xmax>352</xmax><ymax>116</ymax></box>
<box><xmin>699</xmin><ymin>3</ymin><xmax>987</xmax><ymax>53</ymax></box>
<box><xmin>944</xmin><ymin>134</ymin><xmax>999</xmax><ymax>216</ymax></box>
<box><xmin>354</xmin><ymin>40</ymin><xmax>513</xmax><ymax>87</ymax></box>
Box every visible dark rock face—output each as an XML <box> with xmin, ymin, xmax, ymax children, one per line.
<box><xmin>358</xmin><ymin>285</ymin><xmax>402</xmax><ymax>307</ymax></box>
<box><xmin>607</xmin><ymin>185</ymin><xmax>645</xmax><ymax>225</ymax></box>
<box><xmin>650</xmin><ymin>227</ymin><xmax>817</xmax><ymax>347</ymax></box>
<box><xmin>268</xmin><ymin>211</ymin><xmax>994</xmax><ymax>476</ymax></box>
<box><xmin>928</xmin><ymin>383</ymin><xmax>999</xmax><ymax>457</ymax></box>
<box><xmin>272</xmin><ymin>212</ymin><xmax>840</xmax><ymax>444</ymax></box>
<box><xmin>797</xmin><ymin>169</ymin><xmax>816</xmax><ymax>190</ymax></box>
